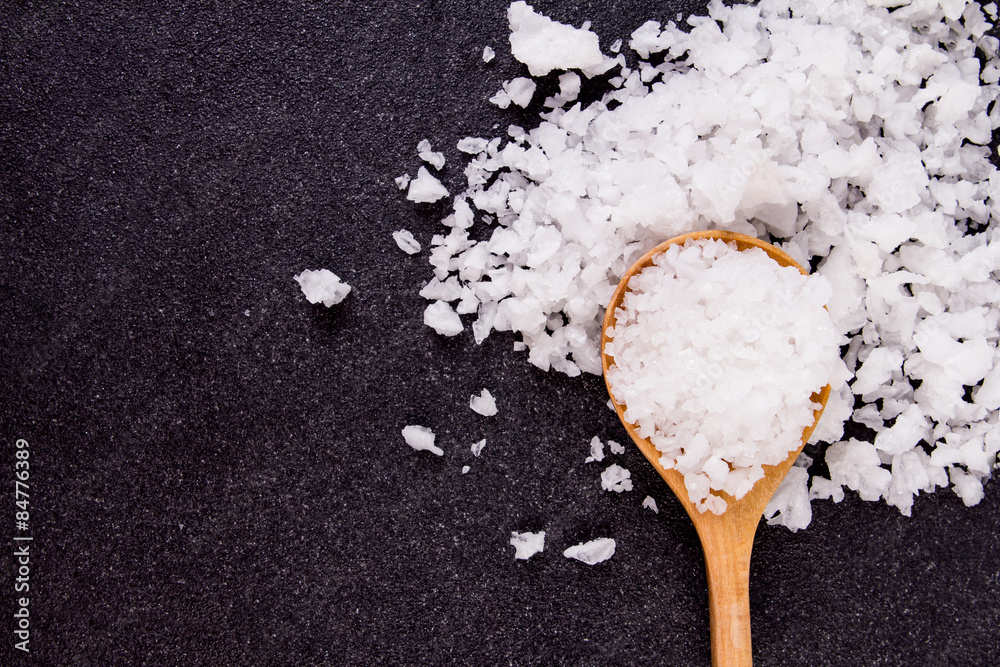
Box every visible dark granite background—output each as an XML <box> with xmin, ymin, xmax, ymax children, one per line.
<box><xmin>2</xmin><ymin>1</ymin><xmax>999</xmax><ymax>665</ymax></box>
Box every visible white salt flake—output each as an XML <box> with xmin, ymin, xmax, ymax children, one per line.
<box><xmin>461</xmin><ymin>465</ymin><xmax>471</xmax><ymax>474</ymax></box>
<box><xmin>510</xmin><ymin>530</ymin><xmax>545</xmax><ymax>560</ymax></box>
<box><xmin>471</xmin><ymin>438</ymin><xmax>486</xmax><ymax>457</ymax></box>
<box><xmin>482</xmin><ymin>45</ymin><xmax>496</xmax><ymax>63</ymax></box>
<box><xmin>392</xmin><ymin>229</ymin><xmax>422</xmax><ymax>255</ymax></box>
<box><xmin>504</xmin><ymin>77</ymin><xmax>536</xmax><ymax>108</ymax></box>
<box><xmin>508</xmin><ymin>1</ymin><xmax>608</xmax><ymax>76</ymax></box>
<box><xmin>402</xmin><ymin>425</ymin><xmax>443</xmax><ymax>456</ymax></box>
<box><xmin>470</xmin><ymin>389</ymin><xmax>498</xmax><ymax>416</ymax></box>
<box><xmin>457</xmin><ymin>137</ymin><xmax>489</xmax><ymax>154</ymax></box>
<box><xmin>417</xmin><ymin>139</ymin><xmax>446</xmax><ymax>170</ymax></box>
<box><xmin>394</xmin><ymin>174</ymin><xmax>410</xmax><ymax>190</ymax></box>
<box><xmin>601</xmin><ymin>464</ymin><xmax>633</xmax><ymax>492</ymax></box>
<box><xmin>424</xmin><ymin>300</ymin><xmax>464</xmax><ymax>336</ymax></box>
<box><xmin>585</xmin><ymin>435</ymin><xmax>605</xmax><ymax>463</ymax></box>
<box><xmin>642</xmin><ymin>496</ymin><xmax>659</xmax><ymax>513</ymax></box>
<box><xmin>563</xmin><ymin>537</ymin><xmax>616</xmax><ymax>565</ymax></box>
<box><xmin>608</xmin><ymin>440</ymin><xmax>625</xmax><ymax>455</ymax></box>
<box><xmin>294</xmin><ymin>269</ymin><xmax>351</xmax><ymax>307</ymax></box>
<box><xmin>406</xmin><ymin>166</ymin><xmax>449</xmax><ymax>203</ymax></box>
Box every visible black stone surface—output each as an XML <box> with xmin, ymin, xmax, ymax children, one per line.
<box><xmin>2</xmin><ymin>1</ymin><xmax>999</xmax><ymax>665</ymax></box>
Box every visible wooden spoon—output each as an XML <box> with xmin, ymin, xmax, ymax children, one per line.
<box><xmin>600</xmin><ymin>230</ymin><xmax>831</xmax><ymax>667</ymax></box>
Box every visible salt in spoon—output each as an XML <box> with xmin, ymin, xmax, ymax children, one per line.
<box><xmin>600</xmin><ymin>230</ymin><xmax>831</xmax><ymax>667</ymax></box>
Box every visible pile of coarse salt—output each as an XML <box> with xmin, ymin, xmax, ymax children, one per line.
<box><xmin>404</xmin><ymin>0</ymin><xmax>1000</xmax><ymax>529</ymax></box>
<box><xmin>604</xmin><ymin>238</ymin><xmax>846</xmax><ymax>513</ymax></box>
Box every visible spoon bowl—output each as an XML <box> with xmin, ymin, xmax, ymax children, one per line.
<box><xmin>601</xmin><ymin>230</ymin><xmax>830</xmax><ymax>667</ymax></box>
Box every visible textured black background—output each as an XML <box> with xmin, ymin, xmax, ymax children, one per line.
<box><xmin>2</xmin><ymin>1</ymin><xmax>999</xmax><ymax>665</ymax></box>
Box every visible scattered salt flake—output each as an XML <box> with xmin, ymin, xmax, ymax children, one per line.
<box><xmin>642</xmin><ymin>496</ymin><xmax>659</xmax><ymax>513</ymax></box>
<box><xmin>510</xmin><ymin>530</ymin><xmax>545</xmax><ymax>560</ymax></box>
<box><xmin>489</xmin><ymin>88</ymin><xmax>512</xmax><ymax>109</ymax></box>
<box><xmin>504</xmin><ymin>77</ymin><xmax>536</xmax><ymax>108</ymax></box>
<box><xmin>601</xmin><ymin>464</ymin><xmax>633</xmax><ymax>492</ymax></box>
<box><xmin>294</xmin><ymin>269</ymin><xmax>352</xmax><ymax>307</ymax></box>
<box><xmin>461</xmin><ymin>465</ymin><xmax>471</xmax><ymax>474</ymax></box>
<box><xmin>471</xmin><ymin>438</ymin><xmax>486</xmax><ymax>457</ymax></box>
<box><xmin>482</xmin><ymin>45</ymin><xmax>496</xmax><ymax>62</ymax></box>
<box><xmin>470</xmin><ymin>388</ymin><xmax>498</xmax><ymax>416</ymax></box>
<box><xmin>406</xmin><ymin>166</ymin><xmax>448</xmax><ymax>203</ymax></box>
<box><xmin>395</xmin><ymin>174</ymin><xmax>410</xmax><ymax>189</ymax></box>
<box><xmin>424</xmin><ymin>301</ymin><xmax>463</xmax><ymax>336</ymax></box>
<box><xmin>608</xmin><ymin>440</ymin><xmax>625</xmax><ymax>455</ymax></box>
<box><xmin>457</xmin><ymin>137</ymin><xmax>489</xmax><ymax>154</ymax></box>
<box><xmin>402</xmin><ymin>425</ymin><xmax>443</xmax><ymax>456</ymax></box>
<box><xmin>585</xmin><ymin>436</ymin><xmax>605</xmax><ymax>463</ymax></box>
<box><xmin>563</xmin><ymin>538</ymin><xmax>616</xmax><ymax>565</ymax></box>
<box><xmin>392</xmin><ymin>229</ymin><xmax>422</xmax><ymax>255</ymax></box>
<box><xmin>417</xmin><ymin>139</ymin><xmax>446</xmax><ymax>170</ymax></box>
<box><xmin>508</xmin><ymin>1</ymin><xmax>607</xmax><ymax>76</ymax></box>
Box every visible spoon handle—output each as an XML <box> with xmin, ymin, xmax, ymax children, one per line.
<box><xmin>702</xmin><ymin>529</ymin><xmax>754</xmax><ymax>667</ymax></box>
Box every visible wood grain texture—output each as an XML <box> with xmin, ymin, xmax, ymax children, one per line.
<box><xmin>601</xmin><ymin>230</ymin><xmax>831</xmax><ymax>667</ymax></box>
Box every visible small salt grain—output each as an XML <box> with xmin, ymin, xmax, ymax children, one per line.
<box><xmin>394</xmin><ymin>174</ymin><xmax>410</xmax><ymax>189</ymax></box>
<box><xmin>608</xmin><ymin>440</ymin><xmax>625</xmax><ymax>455</ymax></box>
<box><xmin>482</xmin><ymin>45</ymin><xmax>496</xmax><ymax>63</ymax></box>
<box><xmin>393</xmin><ymin>229</ymin><xmax>422</xmax><ymax>255</ymax></box>
<box><xmin>585</xmin><ymin>435</ymin><xmax>604</xmax><ymax>463</ymax></box>
<box><xmin>503</xmin><ymin>77</ymin><xmax>536</xmax><ymax>108</ymax></box>
<box><xmin>406</xmin><ymin>166</ymin><xmax>448</xmax><ymax>203</ymax></box>
<box><xmin>461</xmin><ymin>465</ymin><xmax>471</xmax><ymax>474</ymax></box>
<box><xmin>471</xmin><ymin>439</ymin><xmax>486</xmax><ymax>457</ymax></box>
<box><xmin>402</xmin><ymin>425</ymin><xmax>443</xmax><ymax>456</ymax></box>
<box><xmin>470</xmin><ymin>389</ymin><xmax>498</xmax><ymax>416</ymax></box>
<box><xmin>294</xmin><ymin>269</ymin><xmax>351</xmax><ymax>307</ymax></box>
<box><xmin>642</xmin><ymin>496</ymin><xmax>659</xmax><ymax>513</ymax></box>
<box><xmin>457</xmin><ymin>137</ymin><xmax>489</xmax><ymax>154</ymax></box>
<box><xmin>510</xmin><ymin>530</ymin><xmax>545</xmax><ymax>559</ymax></box>
<box><xmin>563</xmin><ymin>538</ymin><xmax>616</xmax><ymax>565</ymax></box>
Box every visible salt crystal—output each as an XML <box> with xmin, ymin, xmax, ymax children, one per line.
<box><xmin>608</xmin><ymin>440</ymin><xmax>625</xmax><ymax>455</ymax></box>
<box><xmin>585</xmin><ymin>435</ymin><xmax>604</xmax><ymax>463</ymax></box>
<box><xmin>406</xmin><ymin>166</ymin><xmax>448</xmax><ymax>203</ymax></box>
<box><xmin>423</xmin><ymin>301</ymin><xmax>463</xmax><ymax>336</ymax></box>
<box><xmin>471</xmin><ymin>438</ymin><xmax>486</xmax><ymax>457</ymax></box>
<box><xmin>483</xmin><ymin>45</ymin><xmax>496</xmax><ymax>63</ymax></box>
<box><xmin>402</xmin><ymin>425</ymin><xmax>443</xmax><ymax>456</ymax></box>
<box><xmin>510</xmin><ymin>530</ymin><xmax>545</xmax><ymax>560</ymax></box>
<box><xmin>294</xmin><ymin>269</ymin><xmax>351</xmax><ymax>307</ymax></box>
<box><xmin>563</xmin><ymin>537</ymin><xmax>616</xmax><ymax>565</ymax></box>
<box><xmin>507</xmin><ymin>1</ymin><xmax>608</xmax><ymax>76</ymax></box>
<box><xmin>641</xmin><ymin>496</ymin><xmax>658</xmax><ymax>513</ymax></box>
<box><xmin>393</xmin><ymin>229</ymin><xmax>422</xmax><ymax>255</ymax></box>
<box><xmin>470</xmin><ymin>389</ymin><xmax>498</xmax><ymax>416</ymax></box>
<box><xmin>457</xmin><ymin>137</ymin><xmax>489</xmax><ymax>154</ymax></box>
<box><xmin>601</xmin><ymin>464</ymin><xmax>633</xmax><ymax>492</ymax></box>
